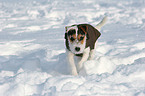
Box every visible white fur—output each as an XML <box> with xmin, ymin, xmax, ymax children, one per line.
<box><xmin>66</xmin><ymin>41</ymin><xmax>97</xmax><ymax>75</ymax></box>
<box><xmin>66</xmin><ymin>47</ymin><xmax>90</xmax><ymax>75</ymax></box>
<box><xmin>66</xmin><ymin>49</ymin><xmax>78</xmax><ymax>75</ymax></box>
<box><xmin>68</xmin><ymin>36</ymin><xmax>86</xmax><ymax>54</ymax></box>
<box><xmin>88</xmin><ymin>49</ymin><xmax>95</xmax><ymax>60</ymax></box>
<box><xmin>67</xmin><ymin>42</ymin><xmax>97</xmax><ymax>76</ymax></box>
<box><xmin>77</xmin><ymin>47</ymin><xmax>90</xmax><ymax>71</ymax></box>
<box><xmin>88</xmin><ymin>41</ymin><xmax>98</xmax><ymax>60</ymax></box>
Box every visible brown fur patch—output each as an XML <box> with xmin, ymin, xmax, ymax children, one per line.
<box><xmin>79</xmin><ymin>26</ymin><xmax>88</xmax><ymax>34</ymax></box>
<box><xmin>69</xmin><ymin>34</ymin><xmax>76</xmax><ymax>43</ymax></box>
<box><xmin>77</xmin><ymin>34</ymin><xmax>86</xmax><ymax>44</ymax></box>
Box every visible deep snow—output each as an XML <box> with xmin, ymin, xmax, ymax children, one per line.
<box><xmin>0</xmin><ymin>0</ymin><xmax>145</xmax><ymax>96</ymax></box>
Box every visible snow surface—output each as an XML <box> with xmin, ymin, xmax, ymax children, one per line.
<box><xmin>0</xmin><ymin>0</ymin><xmax>145</xmax><ymax>96</ymax></box>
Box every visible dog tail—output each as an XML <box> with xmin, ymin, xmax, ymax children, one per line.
<box><xmin>95</xmin><ymin>16</ymin><xmax>108</xmax><ymax>30</ymax></box>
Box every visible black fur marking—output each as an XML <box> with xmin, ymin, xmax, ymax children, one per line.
<box><xmin>75</xmin><ymin>53</ymin><xmax>83</xmax><ymax>57</ymax></box>
<box><xmin>79</xmin><ymin>36</ymin><xmax>84</xmax><ymax>41</ymax></box>
<box><xmin>70</xmin><ymin>37</ymin><xmax>75</xmax><ymax>41</ymax></box>
<box><xmin>80</xmin><ymin>25</ymin><xmax>88</xmax><ymax>32</ymax></box>
<box><xmin>65</xmin><ymin>33</ymin><xmax>67</xmax><ymax>39</ymax></box>
<box><xmin>65</xmin><ymin>33</ymin><xmax>70</xmax><ymax>51</ymax></box>
<box><xmin>77</xmin><ymin>28</ymin><xmax>85</xmax><ymax>35</ymax></box>
<box><xmin>86</xmin><ymin>33</ymin><xmax>89</xmax><ymax>40</ymax></box>
<box><xmin>67</xmin><ymin>29</ymin><xmax>76</xmax><ymax>36</ymax></box>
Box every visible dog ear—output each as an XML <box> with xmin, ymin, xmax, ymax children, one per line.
<box><xmin>65</xmin><ymin>26</ymin><xmax>68</xmax><ymax>39</ymax></box>
<box><xmin>65</xmin><ymin>26</ymin><xmax>68</xmax><ymax>32</ymax></box>
<box><xmin>86</xmin><ymin>32</ymin><xmax>89</xmax><ymax>40</ymax></box>
<box><xmin>84</xmin><ymin>25</ymin><xmax>89</xmax><ymax>40</ymax></box>
<box><xmin>65</xmin><ymin>33</ymin><xmax>67</xmax><ymax>39</ymax></box>
<box><xmin>80</xmin><ymin>25</ymin><xmax>88</xmax><ymax>33</ymax></box>
<box><xmin>79</xmin><ymin>25</ymin><xmax>89</xmax><ymax>40</ymax></box>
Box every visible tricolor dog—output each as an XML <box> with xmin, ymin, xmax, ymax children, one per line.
<box><xmin>65</xmin><ymin>17</ymin><xmax>107</xmax><ymax>75</ymax></box>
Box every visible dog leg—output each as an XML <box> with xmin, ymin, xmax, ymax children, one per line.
<box><xmin>88</xmin><ymin>41</ymin><xmax>98</xmax><ymax>60</ymax></box>
<box><xmin>78</xmin><ymin>47</ymin><xmax>90</xmax><ymax>72</ymax></box>
<box><xmin>88</xmin><ymin>49</ymin><xmax>95</xmax><ymax>60</ymax></box>
<box><xmin>67</xmin><ymin>51</ymin><xmax>78</xmax><ymax>76</ymax></box>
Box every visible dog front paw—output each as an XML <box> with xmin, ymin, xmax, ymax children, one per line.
<box><xmin>71</xmin><ymin>70</ymin><xmax>78</xmax><ymax>76</ymax></box>
<box><xmin>88</xmin><ymin>56</ymin><xmax>94</xmax><ymax>60</ymax></box>
<box><xmin>78</xmin><ymin>62</ymin><xmax>83</xmax><ymax>72</ymax></box>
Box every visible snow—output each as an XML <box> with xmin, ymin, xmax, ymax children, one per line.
<box><xmin>0</xmin><ymin>0</ymin><xmax>145</xmax><ymax>96</ymax></box>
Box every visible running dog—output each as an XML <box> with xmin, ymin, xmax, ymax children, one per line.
<box><xmin>65</xmin><ymin>17</ymin><xmax>107</xmax><ymax>75</ymax></box>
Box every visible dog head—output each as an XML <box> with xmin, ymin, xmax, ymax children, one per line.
<box><xmin>65</xmin><ymin>24</ymin><xmax>88</xmax><ymax>54</ymax></box>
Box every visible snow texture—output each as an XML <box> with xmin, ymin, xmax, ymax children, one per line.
<box><xmin>0</xmin><ymin>0</ymin><xmax>145</xmax><ymax>96</ymax></box>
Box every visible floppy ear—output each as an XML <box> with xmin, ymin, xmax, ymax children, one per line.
<box><xmin>65</xmin><ymin>26</ymin><xmax>68</xmax><ymax>32</ymax></box>
<box><xmin>86</xmin><ymin>32</ymin><xmax>89</xmax><ymax>40</ymax></box>
<box><xmin>80</xmin><ymin>25</ymin><xmax>89</xmax><ymax>40</ymax></box>
<box><xmin>80</xmin><ymin>25</ymin><xmax>88</xmax><ymax>33</ymax></box>
<box><xmin>65</xmin><ymin>26</ymin><xmax>68</xmax><ymax>39</ymax></box>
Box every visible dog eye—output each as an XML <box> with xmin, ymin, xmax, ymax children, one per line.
<box><xmin>70</xmin><ymin>37</ymin><xmax>75</xmax><ymax>41</ymax></box>
<box><xmin>79</xmin><ymin>36</ymin><xmax>84</xmax><ymax>41</ymax></box>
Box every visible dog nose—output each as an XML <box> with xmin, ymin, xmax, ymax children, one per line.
<box><xmin>75</xmin><ymin>47</ymin><xmax>80</xmax><ymax>52</ymax></box>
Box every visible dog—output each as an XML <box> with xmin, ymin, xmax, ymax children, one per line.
<box><xmin>65</xmin><ymin>17</ymin><xmax>107</xmax><ymax>75</ymax></box>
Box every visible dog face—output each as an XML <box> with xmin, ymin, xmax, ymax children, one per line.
<box><xmin>65</xmin><ymin>25</ymin><xmax>87</xmax><ymax>54</ymax></box>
